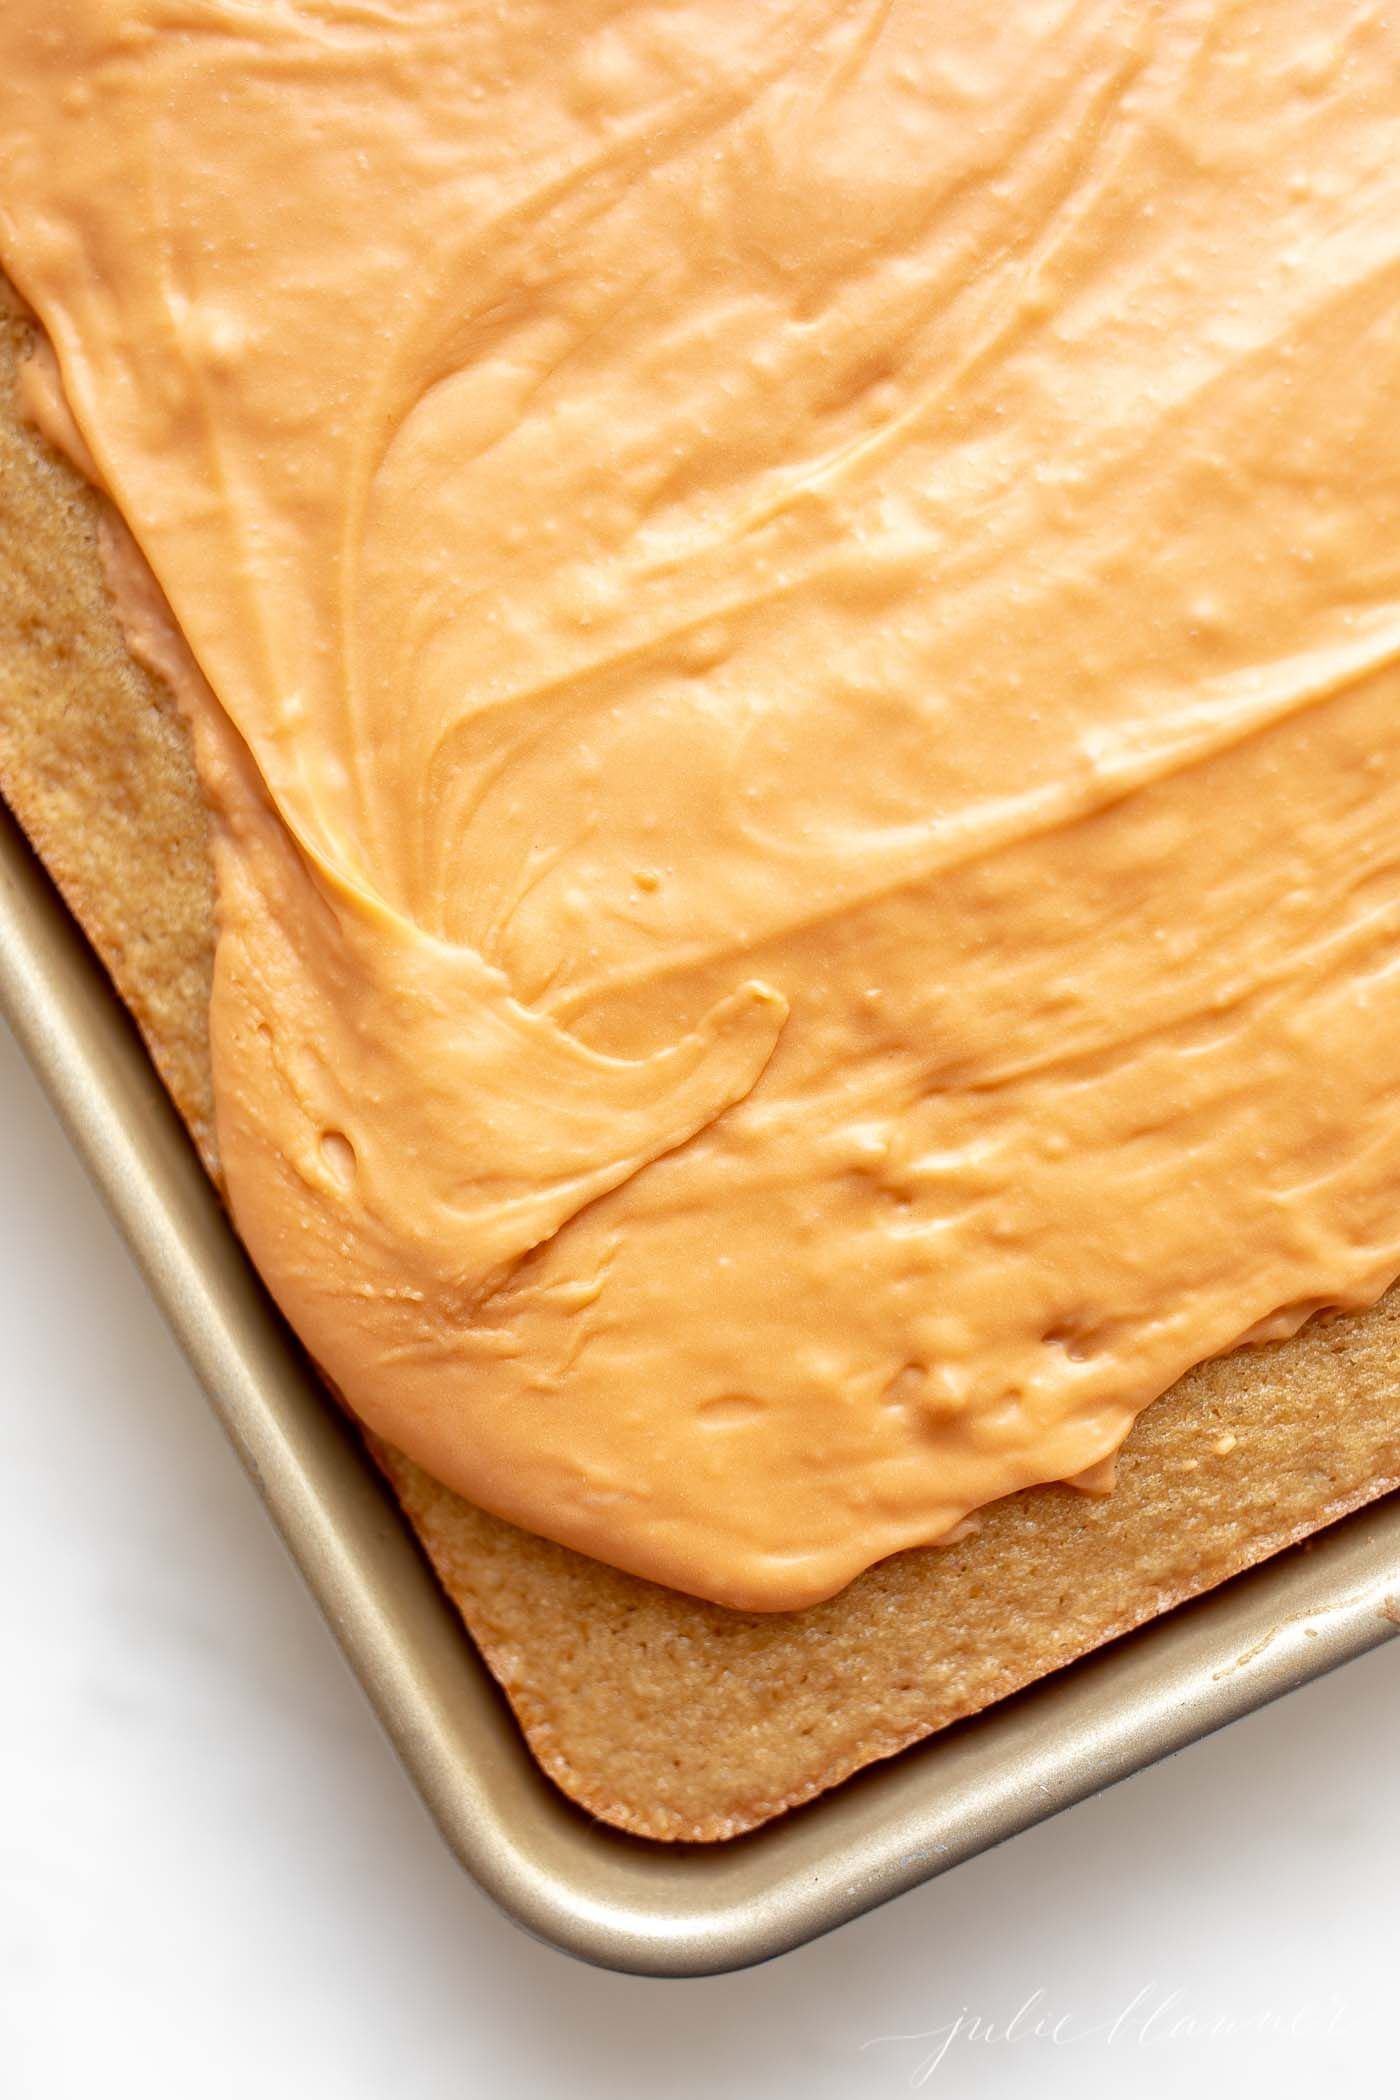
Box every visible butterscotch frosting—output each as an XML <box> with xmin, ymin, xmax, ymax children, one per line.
<box><xmin>2</xmin><ymin>1</ymin><xmax>1398</xmax><ymax>1609</ymax></box>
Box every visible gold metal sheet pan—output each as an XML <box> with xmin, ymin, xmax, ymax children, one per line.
<box><xmin>2</xmin><ymin>790</ymin><xmax>1397</xmax><ymax>1978</ymax></box>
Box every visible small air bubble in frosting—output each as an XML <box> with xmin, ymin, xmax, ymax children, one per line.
<box><xmin>319</xmin><ymin>1129</ymin><xmax>357</xmax><ymax>1188</ymax></box>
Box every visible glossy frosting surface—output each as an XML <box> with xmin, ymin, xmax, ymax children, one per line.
<box><xmin>2</xmin><ymin>1</ymin><xmax>1399</xmax><ymax>1606</ymax></box>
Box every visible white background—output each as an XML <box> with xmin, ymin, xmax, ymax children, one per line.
<box><xmin>1</xmin><ymin>1012</ymin><xmax>1395</xmax><ymax>2100</ymax></box>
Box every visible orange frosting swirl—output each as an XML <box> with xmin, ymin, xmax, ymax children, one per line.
<box><xmin>2</xmin><ymin>0</ymin><xmax>1399</xmax><ymax>1606</ymax></box>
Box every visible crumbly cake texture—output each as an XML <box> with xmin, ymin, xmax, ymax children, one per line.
<box><xmin>2</xmin><ymin>276</ymin><xmax>1397</xmax><ymax>1841</ymax></box>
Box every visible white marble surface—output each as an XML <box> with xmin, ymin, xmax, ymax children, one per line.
<box><xmin>1</xmin><ymin>1009</ymin><xmax>1396</xmax><ymax>2100</ymax></box>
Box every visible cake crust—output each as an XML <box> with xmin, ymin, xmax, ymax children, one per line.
<box><xmin>3</xmin><ymin>273</ymin><xmax>1397</xmax><ymax>1840</ymax></box>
